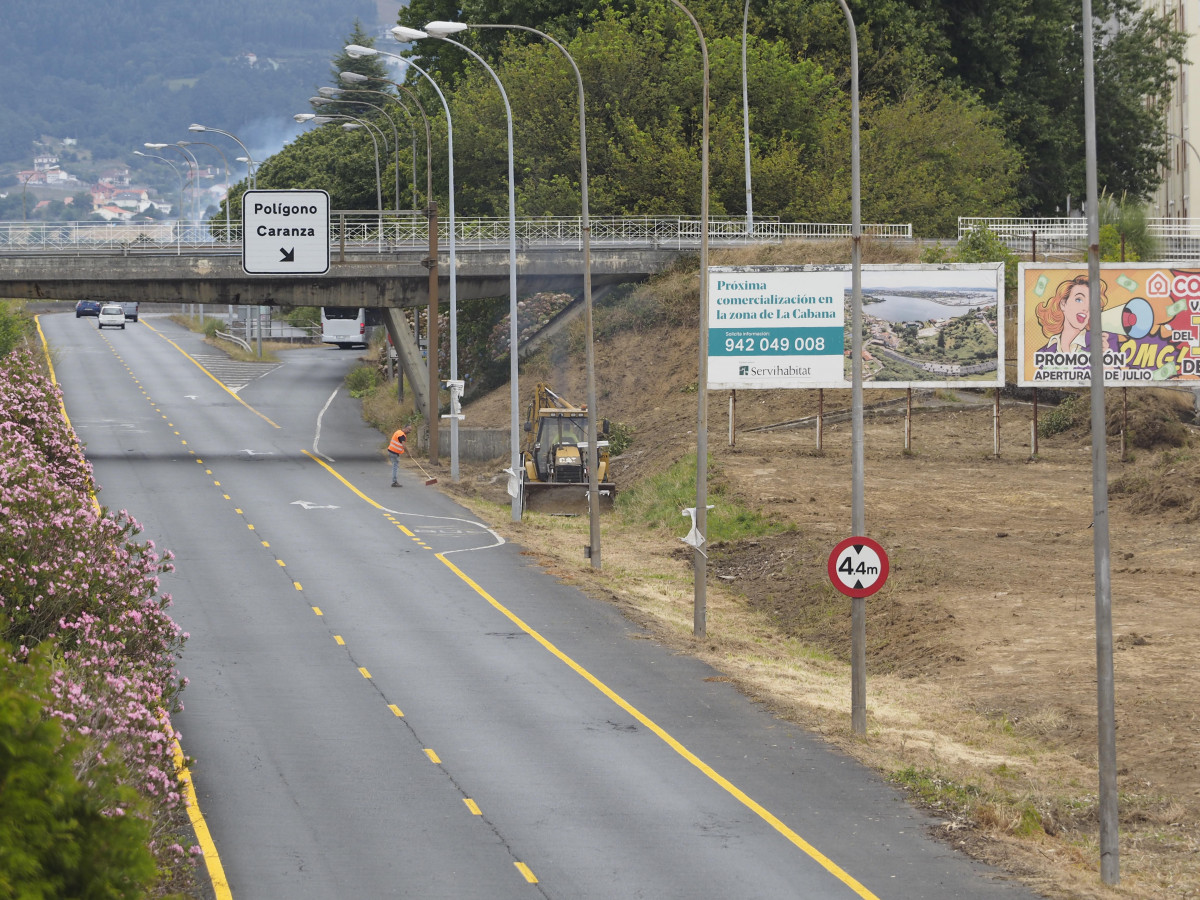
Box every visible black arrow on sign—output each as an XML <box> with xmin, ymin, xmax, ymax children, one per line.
<box><xmin>279</xmin><ymin>247</ymin><xmax>295</xmax><ymax>263</ymax></box>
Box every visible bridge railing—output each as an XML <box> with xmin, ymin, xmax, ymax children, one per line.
<box><xmin>959</xmin><ymin>216</ymin><xmax>1200</xmax><ymax>260</ymax></box>
<box><xmin>0</xmin><ymin>214</ymin><xmax>913</xmax><ymax>253</ymax></box>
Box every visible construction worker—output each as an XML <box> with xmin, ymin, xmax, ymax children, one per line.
<box><xmin>388</xmin><ymin>426</ymin><xmax>406</xmax><ymax>486</ymax></box>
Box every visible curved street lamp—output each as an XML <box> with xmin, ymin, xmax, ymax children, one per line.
<box><xmin>311</xmin><ymin>94</ymin><xmax>401</xmax><ymax>211</ymax></box>
<box><xmin>178</xmin><ymin>140</ymin><xmax>232</xmax><ymax>233</ymax></box>
<box><xmin>428</xmin><ymin>19</ymin><xmax>603</xmax><ymax>566</ymax></box>
<box><xmin>412</xmin><ymin>23</ymin><xmax>522</xmax><ymax>522</ymax></box>
<box><xmin>133</xmin><ymin>149</ymin><xmax>184</xmax><ymax>221</ymax></box>
<box><xmin>294</xmin><ymin>112</ymin><xmax>383</xmax><ymax>212</ymax></box>
<box><xmin>337</xmin><ymin>76</ymin><xmax>428</xmax><ymax>211</ymax></box>
<box><xmin>145</xmin><ymin>142</ymin><xmax>197</xmax><ymax>220</ymax></box>
<box><xmin>189</xmin><ymin>124</ymin><xmax>256</xmax><ymax>189</ymax></box>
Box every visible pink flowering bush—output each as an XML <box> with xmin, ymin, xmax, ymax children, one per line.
<box><xmin>0</xmin><ymin>348</ymin><xmax>195</xmax><ymax>895</ymax></box>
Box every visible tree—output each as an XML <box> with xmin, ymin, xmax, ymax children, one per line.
<box><xmin>0</xmin><ymin>639</ymin><xmax>156</xmax><ymax>899</ymax></box>
<box><xmin>861</xmin><ymin>87</ymin><xmax>1021</xmax><ymax>237</ymax></box>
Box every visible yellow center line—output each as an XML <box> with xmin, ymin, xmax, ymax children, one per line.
<box><xmin>140</xmin><ymin>319</ymin><xmax>280</xmax><ymax>428</ymax></box>
<box><xmin>305</xmin><ymin>452</ymin><xmax>882</xmax><ymax>900</ymax></box>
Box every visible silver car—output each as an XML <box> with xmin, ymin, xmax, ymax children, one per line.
<box><xmin>97</xmin><ymin>304</ymin><xmax>126</xmax><ymax>330</ymax></box>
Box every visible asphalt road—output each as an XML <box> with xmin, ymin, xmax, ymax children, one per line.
<box><xmin>39</xmin><ymin>312</ymin><xmax>1046</xmax><ymax>900</ymax></box>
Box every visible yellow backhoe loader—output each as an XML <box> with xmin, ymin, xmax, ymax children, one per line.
<box><xmin>521</xmin><ymin>383</ymin><xmax>616</xmax><ymax>514</ymax></box>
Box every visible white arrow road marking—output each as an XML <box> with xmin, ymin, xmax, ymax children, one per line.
<box><xmin>291</xmin><ymin>500</ymin><xmax>340</xmax><ymax>510</ymax></box>
<box><xmin>241</xmin><ymin>449</ymin><xmax>274</xmax><ymax>456</ymax></box>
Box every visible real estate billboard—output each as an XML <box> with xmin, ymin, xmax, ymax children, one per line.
<box><xmin>708</xmin><ymin>264</ymin><xmax>1004</xmax><ymax>390</ymax></box>
<box><xmin>1018</xmin><ymin>263</ymin><xmax>1200</xmax><ymax>386</ymax></box>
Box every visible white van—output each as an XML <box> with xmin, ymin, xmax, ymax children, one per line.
<box><xmin>320</xmin><ymin>307</ymin><xmax>368</xmax><ymax>349</ymax></box>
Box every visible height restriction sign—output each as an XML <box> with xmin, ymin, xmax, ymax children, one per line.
<box><xmin>827</xmin><ymin>536</ymin><xmax>890</xmax><ymax>598</ymax></box>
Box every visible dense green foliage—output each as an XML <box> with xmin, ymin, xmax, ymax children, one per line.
<box><xmin>0</xmin><ymin>638</ymin><xmax>157</xmax><ymax>898</ymax></box>
<box><xmin>391</xmin><ymin>0</ymin><xmax>1181</xmax><ymax>221</ymax></box>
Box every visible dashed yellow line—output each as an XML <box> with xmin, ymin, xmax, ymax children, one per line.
<box><xmin>514</xmin><ymin>862</ymin><xmax>538</xmax><ymax>884</ymax></box>
<box><xmin>424</xmin><ymin>748</ymin><xmax>441</xmax><ymax>764</ymax></box>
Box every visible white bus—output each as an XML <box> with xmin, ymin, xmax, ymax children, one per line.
<box><xmin>320</xmin><ymin>307</ymin><xmax>369</xmax><ymax>349</ymax></box>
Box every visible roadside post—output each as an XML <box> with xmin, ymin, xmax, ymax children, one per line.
<box><xmin>828</xmin><ymin>536</ymin><xmax>889</xmax><ymax>731</ymax></box>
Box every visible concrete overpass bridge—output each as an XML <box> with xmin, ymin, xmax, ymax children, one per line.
<box><xmin>2</xmin><ymin>213</ymin><xmax>912</xmax><ymax>454</ymax></box>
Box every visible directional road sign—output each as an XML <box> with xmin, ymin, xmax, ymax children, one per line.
<box><xmin>827</xmin><ymin>536</ymin><xmax>889</xmax><ymax>598</ymax></box>
<box><xmin>242</xmin><ymin>189</ymin><xmax>330</xmax><ymax>275</ymax></box>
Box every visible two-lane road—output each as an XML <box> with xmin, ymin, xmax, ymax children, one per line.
<box><xmin>40</xmin><ymin>312</ymin><xmax>1044</xmax><ymax>900</ymax></box>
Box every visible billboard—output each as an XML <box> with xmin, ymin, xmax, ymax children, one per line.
<box><xmin>708</xmin><ymin>264</ymin><xmax>1004</xmax><ymax>390</ymax></box>
<box><xmin>1018</xmin><ymin>264</ymin><xmax>1200</xmax><ymax>386</ymax></box>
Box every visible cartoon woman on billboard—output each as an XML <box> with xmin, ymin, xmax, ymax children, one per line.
<box><xmin>1034</xmin><ymin>273</ymin><xmax>1115</xmax><ymax>353</ymax></box>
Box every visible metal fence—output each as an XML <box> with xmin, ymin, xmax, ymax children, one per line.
<box><xmin>959</xmin><ymin>216</ymin><xmax>1200</xmax><ymax>260</ymax></box>
<box><xmin>0</xmin><ymin>214</ymin><xmax>912</xmax><ymax>254</ymax></box>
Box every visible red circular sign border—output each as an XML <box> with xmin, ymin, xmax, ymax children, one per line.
<box><xmin>827</xmin><ymin>536</ymin><xmax>890</xmax><ymax>598</ymax></box>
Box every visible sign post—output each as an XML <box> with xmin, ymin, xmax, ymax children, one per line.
<box><xmin>828</xmin><ymin>535</ymin><xmax>889</xmax><ymax>733</ymax></box>
<box><xmin>242</xmin><ymin>189</ymin><xmax>330</xmax><ymax>276</ymax></box>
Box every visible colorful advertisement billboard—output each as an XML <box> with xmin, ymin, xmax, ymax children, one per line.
<box><xmin>708</xmin><ymin>264</ymin><xmax>1004</xmax><ymax>390</ymax></box>
<box><xmin>1018</xmin><ymin>264</ymin><xmax>1200</xmax><ymax>386</ymax></box>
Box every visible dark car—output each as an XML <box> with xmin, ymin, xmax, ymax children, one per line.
<box><xmin>120</xmin><ymin>301</ymin><xmax>139</xmax><ymax>322</ymax></box>
<box><xmin>75</xmin><ymin>300</ymin><xmax>100</xmax><ymax>318</ymax></box>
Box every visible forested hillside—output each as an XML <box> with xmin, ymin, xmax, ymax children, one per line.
<box><xmin>0</xmin><ymin>0</ymin><xmax>380</xmax><ymax>168</ymax></box>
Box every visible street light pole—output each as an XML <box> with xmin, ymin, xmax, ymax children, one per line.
<box><xmin>413</xmin><ymin>25</ymin><xmax>521</xmax><ymax>523</ymax></box>
<box><xmin>188</xmin><ymin>124</ymin><xmax>256</xmax><ymax>190</ymax></box>
<box><xmin>741</xmin><ymin>0</ymin><xmax>754</xmax><ymax>234</ymax></box>
<box><xmin>349</xmin><ymin>41</ymin><xmax>457</xmax><ymax>479</ymax></box>
<box><xmin>830</xmin><ymin>0</ymin><xmax>867</xmax><ymax>737</ymax></box>
<box><xmin>312</xmin><ymin>94</ymin><xmax>401</xmax><ymax>211</ymax></box>
<box><xmin>133</xmin><ymin>150</ymin><xmax>184</xmax><ymax>223</ymax></box>
<box><xmin>1082</xmin><ymin>0</ymin><xmax>1119</xmax><ymax>884</ymax></box>
<box><xmin>661</xmin><ymin>0</ymin><xmax>711</xmax><ymax>636</ymax></box>
<box><xmin>295</xmin><ymin>113</ymin><xmax>384</xmax><ymax>212</ymax></box>
<box><xmin>439</xmin><ymin>20</ymin><xmax>603</xmax><ymax>566</ymax></box>
<box><xmin>145</xmin><ymin>143</ymin><xmax>197</xmax><ymax>221</ymax></box>
<box><xmin>178</xmin><ymin>140</ymin><xmax>232</xmax><ymax>234</ymax></box>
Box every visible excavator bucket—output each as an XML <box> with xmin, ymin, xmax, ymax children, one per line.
<box><xmin>523</xmin><ymin>481</ymin><xmax>617</xmax><ymax>515</ymax></box>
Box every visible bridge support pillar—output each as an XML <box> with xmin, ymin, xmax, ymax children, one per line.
<box><xmin>382</xmin><ymin>307</ymin><xmax>431</xmax><ymax>427</ymax></box>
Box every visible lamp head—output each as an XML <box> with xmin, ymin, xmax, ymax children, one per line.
<box><xmin>423</xmin><ymin>21</ymin><xmax>468</xmax><ymax>37</ymax></box>
<box><xmin>188</xmin><ymin>124</ymin><xmax>205</xmax><ymax>132</ymax></box>
<box><xmin>318</xmin><ymin>87</ymin><xmax>341</xmax><ymax>97</ymax></box>
<box><xmin>133</xmin><ymin>150</ymin><xmax>147</xmax><ymax>157</ymax></box>
<box><xmin>345</xmin><ymin>44</ymin><xmax>377</xmax><ymax>58</ymax></box>
<box><xmin>392</xmin><ymin>26</ymin><xmax>428</xmax><ymax>41</ymax></box>
<box><xmin>309</xmin><ymin>96</ymin><xmax>332</xmax><ymax>105</ymax></box>
<box><xmin>144</xmin><ymin>142</ymin><xmax>167</xmax><ymax>149</ymax></box>
<box><xmin>294</xmin><ymin>113</ymin><xmax>315</xmax><ymax>123</ymax></box>
<box><xmin>339</xmin><ymin>71</ymin><xmax>369</xmax><ymax>84</ymax></box>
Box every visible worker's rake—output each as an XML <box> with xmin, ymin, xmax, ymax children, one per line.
<box><xmin>410</xmin><ymin>455</ymin><xmax>438</xmax><ymax>485</ymax></box>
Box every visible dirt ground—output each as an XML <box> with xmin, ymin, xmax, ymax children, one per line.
<box><xmin>440</xmin><ymin>308</ymin><xmax>1200</xmax><ymax>900</ymax></box>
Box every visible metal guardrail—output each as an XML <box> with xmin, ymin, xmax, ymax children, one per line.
<box><xmin>0</xmin><ymin>214</ymin><xmax>912</xmax><ymax>254</ymax></box>
<box><xmin>213</xmin><ymin>330</ymin><xmax>251</xmax><ymax>352</ymax></box>
<box><xmin>959</xmin><ymin>216</ymin><xmax>1200</xmax><ymax>260</ymax></box>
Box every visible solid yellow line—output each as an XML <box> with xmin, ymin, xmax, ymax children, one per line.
<box><xmin>173</xmin><ymin>739</ymin><xmax>232</xmax><ymax>899</ymax></box>
<box><xmin>302</xmin><ymin>451</ymin><xmax>416</xmax><ymax>538</ymax></box>
<box><xmin>140</xmin><ymin>319</ymin><xmax>280</xmax><ymax>428</ymax></box>
<box><xmin>40</xmin><ymin>318</ymin><xmax>231</xmax><ymax>896</ymax></box>
<box><xmin>436</xmin><ymin>554</ymin><xmax>882</xmax><ymax>900</ymax></box>
<box><xmin>307</xmin><ymin>452</ymin><xmax>880</xmax><ymax>899</ymax></box>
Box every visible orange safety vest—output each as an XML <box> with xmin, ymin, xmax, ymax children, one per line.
<box><xmin>388</xmin><ymin>428</ymin><xmax>406</xmax><ymax>455</ymax></box>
